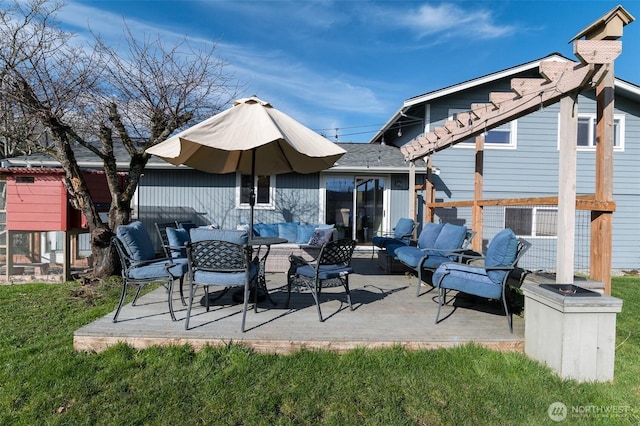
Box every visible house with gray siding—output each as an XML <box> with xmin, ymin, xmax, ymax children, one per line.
<box><xmin>369</xmin><ymin>53</ymin><xmax>640</xmax><ymax>273</ymax></box>
<box><xmin>2</xmin><ymin>143</ymin><xmax>425</xmax><ymax>255</ymax></box>
<box><xmin>139</xmin><ymin>142</ymin><xmax>425</xmax><ymax>247</ymax></box>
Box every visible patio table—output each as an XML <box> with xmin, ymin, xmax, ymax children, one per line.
<box><xmin>232</xmin><ymin>236</ymin><xmax>288</xmax><ymax>304</ymax></box>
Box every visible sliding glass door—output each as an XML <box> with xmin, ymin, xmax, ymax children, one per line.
<box><xmin>324</xmin><ymin>176</ymin><xmax>385</xmax><ymax>244</ymax></box>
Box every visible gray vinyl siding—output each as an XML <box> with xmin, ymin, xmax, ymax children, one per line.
<box><xmin>414</xmin><ymin>83</ymin><xmax>640</xmax><ymax>270</ymax></box>
<box><xmin>138</xmin><ymin>169</ymin><xmax>321</xmax><ymax>228</ymax></box>
<box><xmin>137</xmin><ymin>169</ymin><xmax>322</xmax><ymax>251</ymax></box>
<box><xmin>388</xmin><ymin>176</ymin><xmax>412</xmax><ymax>228</ymax></box>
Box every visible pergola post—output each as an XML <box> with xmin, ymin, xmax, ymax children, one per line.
<box><xmin>472</xmin><ymin>133</ymin><xmax>484</xmax><ymax>252</ymax></box>
<box><xmin>557</xmin><ymin>94</ymin><xmax>578</xmax><ymax>283</ymax></box>
<box><xmin>425</xmin><ymin>156</ymin><xmax>435</xmax><ymax>224</ymax></box>
<box><xmin>571</xmin><ymin>5</ymin><xmax>634</xmax><ymax>295</ymax></box>
<box><xmin>591</xmin><ymin>65</ymin><xmax>615</xmax><ymax>294</ymax></box>
<box><xmin>408</xmin><ymin>161</ymin><xmax>416</xmax><ymax>227</ymax></box>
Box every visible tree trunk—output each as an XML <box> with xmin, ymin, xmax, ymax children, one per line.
<box><xmin>90</xmin><ymin>225</ymin><xmax>116</xmax><ymax>278</ymax></box>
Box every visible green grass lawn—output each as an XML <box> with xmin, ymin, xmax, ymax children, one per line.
<box><xmin>1</xmin><ymin>276</ymin><xmax>639</xmax><ymax>425</ymax></box>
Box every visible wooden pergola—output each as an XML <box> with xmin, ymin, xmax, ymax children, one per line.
<box><xmin>402</xmin><ymin>6</ymin><xmax>634</xmax><ymax>295</ymax></box>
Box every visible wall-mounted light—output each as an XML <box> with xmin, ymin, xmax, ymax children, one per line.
<box><xmin>430</xmin><ymin>166</ymin><xmax>441</xmax><ymax>176</ymax></box>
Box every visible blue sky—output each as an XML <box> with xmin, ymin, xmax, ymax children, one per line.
<box><xmin>61</xmin><ymin>1</ymin><xmax>639</xmax><ymax>142</ymax></box>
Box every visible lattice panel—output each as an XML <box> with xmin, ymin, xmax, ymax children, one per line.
<box><xmin>189</xmin><ymin>240</ymin><xmax>249</xmax><ymax>271</ymax></box>
<box><xmin>319</xmin><ymin>239</ymin><xmax>356</xmax><ymax>266</ymax></box>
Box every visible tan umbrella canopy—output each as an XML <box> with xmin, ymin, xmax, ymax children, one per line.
<box><xmin>146</xmin><ymin>96</ymin><xmax>346</xmax><ymax>228</ymax></box>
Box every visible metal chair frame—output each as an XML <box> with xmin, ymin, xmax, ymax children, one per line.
<box><xmin>154</xmin><ymin>221</ymin><xmax>188</xmax><ymax>305</ymax></box>
<box><xmin>112</xmin><ymin>235</ymin><xmax>180</xmax><ymax>322</ymax></box>
<box><xmin>287</xmin><ymin>238</ymin><xmax>356</xmax><ymax>322</ymax></box>
<box><xmin>435</xmin><ymin>237</ymin><xmax>532</xmax><ymax>332</ymax></box>
<box><xmin>184</xmin><ymin>239</ymin><xmax>257</xmax><ymax>332</ymax></box>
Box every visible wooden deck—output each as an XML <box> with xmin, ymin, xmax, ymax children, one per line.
<box><xmin>74</xmin><ymin>257</ymin><xmax>525</xmax><ymax>354</ymax></box>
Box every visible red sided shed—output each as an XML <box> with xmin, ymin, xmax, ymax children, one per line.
<box><xmin>0</xmin><ymin>167</ymin><xmax>123</xmax><ymax>281</ymax></box>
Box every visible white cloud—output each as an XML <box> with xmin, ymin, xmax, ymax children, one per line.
<box><xmin>373</xmin><ymin>2</ymin><xmax>516</xmax><ymax>40</ymax></box>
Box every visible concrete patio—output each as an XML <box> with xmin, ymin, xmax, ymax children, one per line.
<box><xmin>73</xmin><ymin>256</ymin><xmax>525</xmax><ymax>354</ymax></box>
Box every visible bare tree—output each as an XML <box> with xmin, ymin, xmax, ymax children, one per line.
<box><xmin>0</xmin><ymin>0</ymin><xmax>240</xmax><ymax>278</ymax></box>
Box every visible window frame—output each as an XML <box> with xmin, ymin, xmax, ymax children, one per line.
<box><xmin>504</xmin><ymin>206</ymin><xmax>558</xmax><ymax>238</ymax></box>
<box><xmin>236</xmin><ymin>173</ymin><xmax>276</xmax><ymax>210</ymax></box>
<box><xmin>448</xmin><ymin>109</ymin><xmax>518</xmax><ymax>150</ymax></box>
<box><xmin>558</xmin><ymin>113</ymin><xmax>625</xmax><ymax>152</ymax></box>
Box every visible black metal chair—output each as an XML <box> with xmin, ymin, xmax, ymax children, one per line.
<box><xmin>112</xmin><ymin>221</ymin><xmax>187</xmax><ymax>322</ymax></box>
<box><xmin>184</xmin><ymin>229</ymin><xmax>258</xmax><ymax>332</ymax></box>
<box><xmin>287</xmin><ymin>238</ymin><xmax>356</xmax><ymax>322</ymax></box>
<box><xmin>155</xmin><ymin>221</ymin><xmax>189</xmax><ymax>305</ymax></box>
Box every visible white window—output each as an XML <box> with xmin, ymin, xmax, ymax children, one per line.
<box><xmin>237</xmin><ymin>173</ymin><xmax>275</xmax><ymax>209</ymax></box>
<box><xmin>573</xmin><ymin>114</ymin><xmax>624</xmax><ymax>151</ymax></box>
<box><xmin>505</xmin><ymin>207</ymin><xmax>557</xmax><ymax>238</ymax></box>
<box><xmin>449</xmin><ymin>109</ymin><xmax>517</xmax><ymax>149</ymax></box>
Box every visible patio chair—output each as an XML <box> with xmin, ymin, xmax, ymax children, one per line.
<box><xmin>184</xmin><ymin>229</ymin><xmax>259</xmax><ymax>332</ymax></box>
<box><xmin>371</xmin><ymin>217</ymin><xmax>416</xmax><ymax>259</ymax></box>
<box><xmin>112</xmin><ymin>221</ymin><xmax>188</xmax><ymax>322</ymax></box>
<box><xmin>433</xmin><ymin>228</ymin><xmax>531</xmax><ymax>332</ymax></box>
<box><xmin>287</xmin><ymin>238</ymin><xmax>356</xmax><ymax>322</ymax></box>
<box><xmin>155</xmin><ymin>222</ymin><xmax>190</xmax><ymax>305</ymax></box>
<box><xmin>395</xmin><ymin>223</ymin><xmax>476</xmax><ymax>296</ymax></box>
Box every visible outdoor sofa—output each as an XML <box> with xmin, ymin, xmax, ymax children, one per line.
<box><xmin>251</xmin><ymin>222</ymin><xmax>337</xmax><ymax>273</ymax></box>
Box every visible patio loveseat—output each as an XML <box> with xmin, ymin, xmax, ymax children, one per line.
<box><xmin>251</xmin><ymin>222</ymin><xmax>337</xmax><ymax>273</ymax></box>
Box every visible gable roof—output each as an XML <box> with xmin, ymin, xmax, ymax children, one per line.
<box><xmin>368</xmin><ymin>53</ymin><xmax>640</xmax><ymax>145</ymax></box>
<box><xmin>2</xmin><ymin>142</ymin><xmax>421</xmax><ymax>174</ymax></box>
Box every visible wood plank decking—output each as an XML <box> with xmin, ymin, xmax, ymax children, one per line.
<box><xmin>74</xmin><ymin>257</ymin><xmax>525</xmax><ymax>354</ymax></box>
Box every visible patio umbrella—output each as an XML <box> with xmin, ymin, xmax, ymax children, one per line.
<box><xmin>146</xmin><ymin>96</ymin><xmax>346</xmax><ymax>229</ymax></box>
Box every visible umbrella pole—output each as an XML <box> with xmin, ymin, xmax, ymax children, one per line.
<box><xmin>249</xmin><ymin>148</ymin><xmax>256</xmax><ymax>233</ymax></box>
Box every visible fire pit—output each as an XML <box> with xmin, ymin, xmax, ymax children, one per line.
<box><xmin>540</xmin><ymin>284</ymin><xmax>601</xmax><ymax>297</ymax></box>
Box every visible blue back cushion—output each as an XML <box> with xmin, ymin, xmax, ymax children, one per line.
<box><xmin>277</xmin><ymin>222</ymin><xmax>299</xmax><ymax>243</ymax></box>
<box><xmin>253</xmin><ymin>223</ymin><xmax>278</xmax><ymax>237</ymax></box>
<box><xmin>116</xmin><ymin>221</ymin><xmax>155</xmax><ymax>261</ymax></box>
<box><xmin>393</xmin><ymin>218</ymin><xmax>415</xmax><ymax>239</ymax></box>
<box><xmin>434</xmin><ymin>223</ymin><xmax>467</xmax><ymax>250</ymax></box>
<box><xmin>418</xmin><ymin>223</ymin><xmax>443</xmax><ymax>248</ymax></box>
<box><xmin>166</xmin><ymin>227</ymin><xmax>190</xmax><ymax>258</ymax></box>
<box><xmin>296</xmin><ymin>224</ymin><xmax>317</xmax><ymax>244</ymax></box>
<box><xmin>485</xmin><ymin>228</ymin><xmax>519</xmax><ymax>283</ymax></box>
<box><xmin>190</xmin><ymin>228</ymin><xmax>248</xmax><ymax>244</ymax></box>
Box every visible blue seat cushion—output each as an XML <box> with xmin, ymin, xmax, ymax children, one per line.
<box><xmin>422</xmin><ymin>253</ymin><xmax>454</xmax><ymax>269</ymax></box>
<box><xmin>395</xmin><ymin>246</ymin><xmax>424</xmax><ymax>268</ymax></box>
<box><xmin>168</xmin><ymin>258</ymin><xmax>189</xmax><ymax>277</ymax></box>
<box><xmin>128</xmin><ymin>258</ymin><xmax>187</xmax><ymax>280</ymax></box>
<box><xmin>296</xmin><ymin>264</ymin><xmax>353</xmax><ymax>280</ymax></box>
<box><xmin>190</xmin><ymin>228</ymin><xmax>248</xmax><ymax>244</ymax></box>
<box><xmin>395</xmin><ymin>245</ymin><xmax>453</xmax><ymax>269</ymax></box>
<box><xmin>433</xmin><ymin>263</ymin><xmax>502</xmax><ymax>300</ymax></box>
<box><xmin>384</xmin><ymin>242</ymin><xmax>410</xmax><ymax>258</ymax></box>
<box><xmin>193</xmin><ymin>262</ymin><xmax>258</xmax><ymax>286</ymax></box>
<box><xmin>417</xmin><ymin>223</ymin><xmax>444</xmax><ymax>248</ymax></box>
<box><xmin>166</xmin><ymin>227</ymin><xmax>190</xmax><ymax>258</ymax></box>
<box><xmin>433</xmin><ymin>223</ymin><xmax>467</xmax><ymax>250</ymax></box>
<box><xmin>393</xmin><ymin>218</ymin><xmax>415</xmax><ymax>239</ymax></box>
<box><xmin>117</xmin><ymin>221</ymin><xmax>155</xmax><ymax>261</ymax></box>
<box><xmin>484</xmin><ymin>228</ymin><xmax>519</xmax><ymax>283</ymax></box>
<box><xmin>372</xmin><ymin>236</ymin><xmax>408</xmax><ymax>250</ymax></box>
